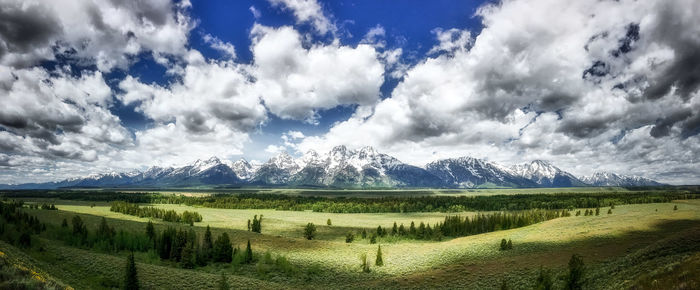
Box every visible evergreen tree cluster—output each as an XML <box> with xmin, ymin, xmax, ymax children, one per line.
<box><xmin>150</xmin><ymin>191</ymin><xmax>697</xmax><ymax>213</ymax></box>
<box><xmin>248</xmin><ymin>215</ymin><xmax>262</xmax><ymax>233</ymax></box>
<box><xmin>110</xmin><ymin>201</ymin><xmax>202</xmax><ymax>224</ymax></box>
<box><xmin>153</xmin><ymin>225</ymin><xmax>254</xmax><ymax>268</ymax></box>
<box><xmin>0</xmin><ymin>201</ymin><xmax>46</xmax><ymax>248</ymax></box>
<box><xmin>499</xmin><ymin>239</ymin><xmax>513</xmax><ymax>251</ymax></box>
<box><xmin>355</xmin><ymin>209</ymin><xmax>569</xmax><ymax>242</ymax></box>
<box><xmin>5</xmin><ymin>190</ymin><xmax>697</xmax><ymax>214</ymax></box>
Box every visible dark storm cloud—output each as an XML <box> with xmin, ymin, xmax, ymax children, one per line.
<box><xmin>0</xmin><ymin>2</ymin><xmax>60</xmax><ymax>53</ymax></box>
<box><xmin>182</xmin><ymin>112</ymin><xmax>211</xmax><ymax>134</ymax></box>
<box><xmin>680</xmin><ymin>113</ymin><xmax>700</xmax><ymax>139</ymax></box>
<box><xmin>650</xmin><ymin>109</ymin><xmax>692</xmax><ymax>138</ymax></box>
<box><xmin>210</xmin><ymin>102</ymin><xmax>264</xmax><ymax>131</ymax></box>
<box><xmin>642</xmin><ymin>4</ymin><xmax>700</xmax><ymax>101</ymax></box>
<box><xmin>557</xmin><ymin>116</ymin><xmax>613</xmax><ymax>139</ymax></box>
<box><xmin>0</xmin><ymin>107</ymin><xmax>85</xmax><ymax>145</ymax></box>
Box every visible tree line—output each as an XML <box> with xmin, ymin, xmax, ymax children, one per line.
<box><xmin>138</xmin><ymin>191</ymin><xmax>697</xmax><ymax>213</ymax></box>
<box><xmin>2</xmin><ymin>189</ymin><xmax>698</xmax><ymax>214</ymax></box>
<box><xmin>347</xmin><ymin>209</ymin><xmax>570</xmax><ymax>242</ymax></box>
<box><xmin>109</xmin><ymin>201</ymin><xmax>202</xmax><ymax>225</ymax></box>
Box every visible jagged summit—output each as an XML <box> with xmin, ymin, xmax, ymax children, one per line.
<box><xmin>0</xmin><ymin>146</ymin><xmax>666</xmax><ymax>189</ymax></box>
<box><xmin>582</xmin><ymin>171</ymin><xmax>666</xmax><ymax>186</ymax></box>
<box><xmin>425</xmin><ymin>156</ymin><xmax>538</xmax><ymax>188</ymax></box>
<box><xmin>508</xmin><ymin>160</ymin><xmax>587</xmax><ymax>187</ymax></box>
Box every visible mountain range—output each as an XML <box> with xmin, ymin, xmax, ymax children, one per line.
<box><xmin>0</xmin><ymin>146</ymin><xmax>666</xmax><ymax>189</ymax></box>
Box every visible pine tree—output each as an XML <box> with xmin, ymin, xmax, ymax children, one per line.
<box><xmin>217</xmin><ymin>273</ymin><xmax>230</xmax><ymax>290</ymax></box>
<box><xmin>375</xmin><ymin>245</ymin><xmax>383</xmax><ymax>266</ymax></box>
<box><xmin>247</xmin><ymin>219</ymin><xmax>251</xmax><ymax>231</ymax></box>
<box><xmin>146</xmin><ymin>221</ymin><xmax>155</xmax><ymax>244</ymax></box>
<box><xmin>674</xmin><ymin>205</ymin><xmax>678</xmax><ymax>210</ymax></box>
<box><xmin>251</xmin><ymin>215</ymin><xmax>262</xmax><ymax>233</ymax></box>
<box><xmin>213</xmin><ymin>233</ymin><xmax>233</xmax><ymax>263</ymax></box>
<box><xmin>376</xmin><ymin>225</ymin><xmax>383</xmax><ymax>237</ymax></box>
<box><xmin>202</xmin><ymin>225</ymin><xmax>213</xmax><ymax>260</ymax></box>
<box><xmin>180</xmin><ymin>240</ymin><xmax>196</xmax><ymax>269</ymax></box>
<box><xmin>61</xmin><ymin>218</ymin><xmax>68</xmax><ymax>228</ymax></box>
<box><xmin>124</xmin><ymin>252</ymin><xmax>139</xmax><ymax>290</ymax></box>
<box><xmin>98</xmin><ymin>217</ymin><xmax>114</xmax><ymax>241</ymax></box>
<box><xmin>370</xmin><ymin>234</ymin><xmax>377</xmax><ymax>244</ymax></box>
<box><xmin>71</xmin><ymin>215</ymin><xmax>87</xmax><ymax>242</ymax></box>
<box><xmin>170</xmin><ymin>229</ymin><xmax>187</xmax><ymax>262</ymax></box>
<box><xmin>398</xmin><ymin>223</ymin><xmax>406</xmax><ymax>236</ymax></box>
<box><xmin>361</xmin><ymin>229</ymin><xmax>367</xmax><ymax>239</ymax></box>
<box><xmin>500</xmin><ymin>239</ymin><xmax>507</xmax><ymax>251</ymax></box>
<box><xmin>607</xmin><ymin>209</ymin><xmax>612</xmax><ymax>214</ymax></box>
<box><xmin>507</xmin><ymin>239</ymin><xmax>513</xmax><ymax>250</ymax></box>
<box><xmin>245</xmin><ymin>239</ymin><xmax>253</xmax><ymax>264</ymax></box>
<box><xmin>566</xmin><ymin>254</ymin><xmax>585</xmax><ymax>290</ymax></box>
<box><xmin>409</xmin><ymin>221</ymin><xmax>416</xmax><ymax>236</ymax></box>
<box><xmin>595</xmin><ymin>207</ymin><xmax>600</xmax><ymax>216</ymax></box>
<box><xmin>327</xmin><ymin>218</ymin><xmax>332</xmax><ymax>226</ymax></box>
<box><xmin>391</xmin><ymin>222</ymin><xmax>398</xmax><ymax>235</ymax></box>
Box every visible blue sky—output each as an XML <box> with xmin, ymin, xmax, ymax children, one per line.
<box><xmin>118</xmin><ymin>0</ymin><xmax>486</xmax><ymax>161</ymax></box>
<box><xmin>0</xmin><ymin>0</ymin><xmax>699</xmax><ymax>184</ymax></box>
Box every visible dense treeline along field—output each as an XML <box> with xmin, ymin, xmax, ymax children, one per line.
<box><xmin>0</xmin><ymin>187</ymin><xmax>698</xmax><ymax>289</ymax></box>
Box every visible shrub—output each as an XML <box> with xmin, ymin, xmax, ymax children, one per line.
<box><xmin>370</xmin><ymin>234</ymin><xmax>377</xmax><ymax>244</ymax></box>
<box><xmin>303</xmin><ymin>223</ymin><xmax>316</xmax><ymax>240</ymax></box>
<box><xmin>500</xmin><ymin>239</ymin><xmax>507</xmax><ymax>251</ymax></box>
<box><xmin>674</xmin><ymin>205</ymin><xmax>678</xmax><ymax>210</ymax></box>
<box><xmin>327</xmin><ymin>218</ymin><xmax>332</xmax><ymax>226</ymax></box>
<box><xmin>535</xmin><ymin>266</ymin><xmax>553</xmax><ymax>290</ymax></box>
<box><xmin>345</xmin><ymin>232</ymin><xmax>355</xmax><ymax>243</ymax></box>
<box><xmin>360</xmin><ymin>253</ymin><xmax>370</xmax><ymax>273</ymax></box>
<box><xmin>217</xmin><ymin>273</ymin><xmax>229</xmax><ymax>290</ymax></box>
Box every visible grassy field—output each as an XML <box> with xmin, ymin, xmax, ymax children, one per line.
<box><xmin>3</xmin><ymin>195</ymin><xmax>696</xmax><ymax>289</ymax></box>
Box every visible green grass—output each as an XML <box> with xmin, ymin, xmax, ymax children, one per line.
<box><xmin>8</xmin><ymin>198</ymin><xmax>700</xmax><ymax>289</ymax></box>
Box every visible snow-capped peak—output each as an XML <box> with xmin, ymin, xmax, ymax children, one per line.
<box><xmin>231</xmin><ymin>158</ymin><xmax>254</xmax><ymax>180</ymax></box>
<box><xmin>190</xmin><ymin>156</ymin><xmax>223</xmax><ymax>173</ymax></box>
<box><xmin>510</xmin><ymin>160</ymin><xmax>560</xmax><ymax>179</ymax></box>
<box><xmin>581</xmin><ymin>171</ymin><xmax>664</xmax><ymax>186</ymax></box>
<box><xmin>268</xmin><ymin>152</ymin><xmax>301</xmax><ymax>173</ymax></box>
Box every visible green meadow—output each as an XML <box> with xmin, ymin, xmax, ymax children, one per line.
<box><xmin>1</xmin><ymin>188</ymin><xmax>699</xmax><ymax>289</ymax></box>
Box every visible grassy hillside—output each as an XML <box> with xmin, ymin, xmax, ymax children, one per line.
<box><xmin>5</xmin><ymin>197</ymin><xmax>697</xmax><ymax>289</ymax></box>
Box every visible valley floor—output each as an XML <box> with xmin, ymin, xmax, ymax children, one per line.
<box><xmin>2</xmin><ymin>198</ymin><xmax>699</xmax><ymax>289</ymax></box>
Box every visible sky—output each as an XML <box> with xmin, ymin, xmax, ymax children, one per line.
<box><xmin>0</xmin><ymin>0</ymin><xmax>699</xmax><ymax>185</ymax></box>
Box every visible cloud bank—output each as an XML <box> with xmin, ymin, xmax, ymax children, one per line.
<box><xmin>0</xmin><ymin>0</ymin><xmax>698</xmax><ymax>185</ymax></box>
